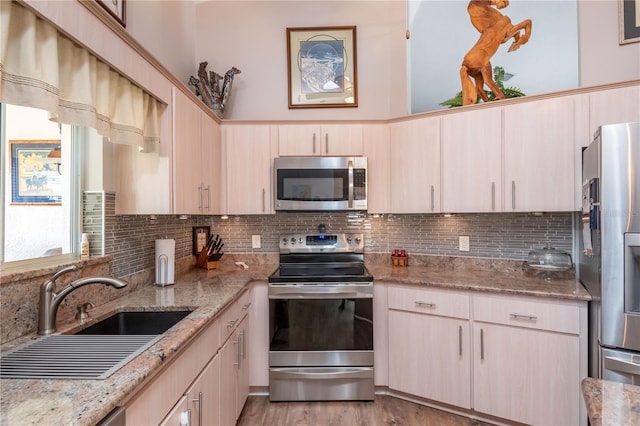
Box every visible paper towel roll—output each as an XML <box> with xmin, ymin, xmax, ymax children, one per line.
<box><xmin>155</xmin><ymin>239</ymin><xmax>175</xmax><ymax>286</ymax></box>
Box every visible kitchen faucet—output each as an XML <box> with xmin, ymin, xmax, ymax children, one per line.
<box><xmin>38</xmin><ymin>265</ymin><xmax>128</xmax><ymax>335</ymax></box>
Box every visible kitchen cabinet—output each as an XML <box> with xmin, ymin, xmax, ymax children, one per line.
<box><xmin>277</xmin><ymin>124</ymin><xmax>363</xmax><ymax>156</ymax></box>
<box><xmin>502</xmin><ymin>97</ymin><xmax>576</xmax><ymax>212</ymax></box>
<box><xmin>384</xmin><ymin>285</ymin><xmax>587</xmax><ymax>425</ymax></box>
<box><xmin>184</xmin><ymin>354</ymin><xmax>220</xmax><ymax>426</ymax></box>
<box><xmin>588</xmin><ymin>85</ymin><xmax>640</xmax><ymax>139</ymax></box>
<box><xmin>363</xmin><ymin>124</ymin><xmax>391</xmax><ymax>214</ymax></box>
<box><xmin>221</xmin><ymin>125</ymin><xmax>274</xmax><ymax>215</ymax></box>
<box><xmin>159</xmin><ymin>395</ymin><xmax>189</xmax><ymax>426</ymax></box>
<box><xmin>387</xmin><ymin>286</ymin><xmax>471</xmax><ymax>408</ymax></box>
<box><xmin>220</xmin><ymin>289</ymin><xmax>252</xmax><ymax>424</ymax></box>
<box><xmin>472</xmin><ymin>294</ymin><xmax>584</xmax><ymax>425</ymax></box>
<box><xmin>173</xmin><ymin>87</ymin><xmax>221</xmax><ymax>215</ymax></box>
<box><xmin>442</xmin><ymin>107</ymin><xmax>502</xmax><ymax>213</ymax></box>
<box><xmin>389</xmin><ymin>117</ymin><xmax>441</xmax><ymax>213</ymax></box>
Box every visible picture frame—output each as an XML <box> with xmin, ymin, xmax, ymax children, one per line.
<box><xmin>192</xmin><ymin>226</ymin><xmax>211</xmax><ymax>256</ymax></box>
<box><xmin>96</xmin><ymin>0</ymin><xmax>126</xmax><ymax>28</ymax></box>
<box><xmin>10</xmin><ymin>140</ymin><xmax>63</xmax><ymax>205</ymax></box>
<box><xmin>287</xmin><ymin>26</ymin><xmax>358</xmax><ymax>109</ymax></box>
<box><xmin>619</xmin><ymin>0</ymin><xmax>640</xmax><ymax>44</ymax></box>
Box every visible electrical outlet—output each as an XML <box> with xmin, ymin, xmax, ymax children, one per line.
<box><xmin>252</xmin><ymin>235</ymin><xmax>261</xmax><ymax>249</ymax></box>
<box><xmin>459</xmin><ymin>236</ymin><xmax>470</xmax><ymax>252</ymax></box>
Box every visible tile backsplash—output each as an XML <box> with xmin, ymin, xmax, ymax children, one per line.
<box><xmin>87</xmin><ymin>193</ymin><xmax>574</xmax><ymax>279</ymax></box>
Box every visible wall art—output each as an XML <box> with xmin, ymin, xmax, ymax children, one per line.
<box><xmin>10</xmin><ymin>140</ymin><xmax>62</xmax><ymax>205</ymax></box>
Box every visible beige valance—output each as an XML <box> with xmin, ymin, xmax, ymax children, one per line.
<box><xmin>0</xmin><ymin>1</ymin><xmax>161</xmax><ymax>152</ymax></box>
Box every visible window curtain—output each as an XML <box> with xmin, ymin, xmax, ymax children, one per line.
<box><xmin>0</xmin><ymin>1</ymin><xmax>161</xmax><ymax>153</ymax></box>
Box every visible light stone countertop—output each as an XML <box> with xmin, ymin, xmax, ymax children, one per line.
<box><xmin>0</xmin><ymin>259</ymin><xmax>591</xmax><ymax>425</ymax></box>
<box><xmin>582</xmin><ymin>377</ymin><xmax>640</xmax><ymax>426</ymax></box>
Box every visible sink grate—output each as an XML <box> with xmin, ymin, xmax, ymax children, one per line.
<box><xmin>0</xmin><ymin>334</ymin><xmax>161</xmax><ymax>379</ymax></box>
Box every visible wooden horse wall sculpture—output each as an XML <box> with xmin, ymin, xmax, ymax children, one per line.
<box><xmin>460</xmin><ymin>0</ymin><xmax>531</xmax><ymax>105</ymax></box>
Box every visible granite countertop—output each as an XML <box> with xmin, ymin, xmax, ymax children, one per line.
<box><xmin>0</xmin><ymin>258</ymin><xmax>591</xmax><ymax>425</ymax></box>
<box><xmin>582</xmin><ymin>377</ymin><xmax>640</xmax><ymax>426</ymax></box>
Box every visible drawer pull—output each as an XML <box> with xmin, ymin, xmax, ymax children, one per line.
<box><xmin>226</xmin><ymin>319</ymin><xmax>238</xmax><ymax>329</ymax></box>
<box><xmin>480</xmin><ymin>328</ymin><xmax>484</xmax><ymax>360</ymax></box>
<box><xmin>458</xmin><ymin>325</ymin><xmax>463</xmax><ymax>357</ymax></box>
<box><xmin>509</xmin><ymin>313</ymin><xmax>538</xmax><ymax>321</ymax></box>
<box><xmin>242</xmin><ymin>302</ymin><xmax>252</xmax><ymax>310</ymax></box>
<box><xmin>415</xmin><ymin>301</ymin><xmax>436</xmax><ymax>309</ymax></box>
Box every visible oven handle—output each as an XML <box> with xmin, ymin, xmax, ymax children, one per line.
<box><xmin>270</xmin><ymin>367</ymin><xmax>373</xmax><ymax>380</ymax></box>
<box><xmin>269</xmin><ymin>292</ymin><xmax>372</xmax><ymax>300</ymax></box>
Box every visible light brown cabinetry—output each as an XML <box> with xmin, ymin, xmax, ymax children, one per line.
<box><xmin>277</xmin><ymin>124</ymin><xmax>363</xmax><ymax>156</ymax></box>
<box><xmin>184</xmin><ymin>354</ymin><xmax>221</xmax><ymax>426</ymax></box>
<box><xmin>387</xmin><ymin>286</ymin><xmax>471</xmax><ymax>408</ymax></box>
<box><xmin>173</xmin><ymin>87</ymin><xmax>221</xmax><ymax>215</ymax></box>
<box><xmin>441</xmin><ymin>108</ymin><xmax>502</xmax><ymax>213</ymax></box>
<box><xmin>503</xmin><ymin>97</ymin><xmax>576</xmax><ymax>212</ymax></box>
<box><xmin>221</xmin><ymin>125</ymin><xmax>274</xmax><ymax>215</ymax></box>
<box><xmin>389</xmin><ymin>117</ymin><xmax>441</xmax><ymax>213</ymax></box>
<box><xmin>385</xmin><ymin>285</ymin><xmax>587</xmax><ymax>425</ymax></box>
<box><xmin>588</xmin><ymin>85</ymin><xmax>640</xmax><ymax>138</ymax></box>
<box><xmin>363</xmin><ymin>124</ymin><xmax>391</xmax><ymax>213</ymax></box>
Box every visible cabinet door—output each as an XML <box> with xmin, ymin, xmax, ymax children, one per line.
<box><xmin>473</xmin><ymin>323</ymin><xmax>580</xmax><ymax>425</ymax></box>
<box><xmin>236</xmin><ymin>317</ymin><xmax>250</xmax><ymax>420</ymax></box>
<box><xmin>173</xmin><ymin>88</ymin><xmax>204</xmax><ymax>214</ymax></box>
<box><xmin>363</xmin><ymin>124</ymin><xmax>390</xmax><ymax>214</ymax></box>
<box><xmin>278</xmin><ymin>125</ymin><xmax>319</xmax><ymax>156</ymax></box>
<box><xmin>442</xmin><ymin>108</ymin><xmax>502</xmax><ymax>212</ymax></box>
<box><xmin>223</xmin><ymin>125</ymin><xmax>273</xmax><ymax>214</ymax></box>
<box><xmin>589</xmin><ymin>85</ymin><xmax>640</xmax><ymax>137</ymax></box>
<box><xmin>389</xmin><ymin>117</ymin><xmax>441</xmax><ymax>213</ymax></box>
<box><xmin>199</xmin><ymin>113</ymin><xmax>222</xmax><ymax>215</ymax></box>
<box><xmin>503</xmin><ymin>97</ymin><xmax>575</xmax><ymax>212</ymax></box>
<box><xmin>321</xmin><ymin>124</ymin><xmax>363</xmax><ymax>155</ymax></box>
<box><xmin>185</xmin><ymin>354</ymin><xmax>220</xmax><ymax>426</ymax></box>
<box><xmin>220</xmin><ymin>327</ymin><xmax>240</xmax><ymax>426</ymax></box>
<box><xmin>388</xmin><ymin>310</ymin><xmax>471</xmax><ymax>409</ymax></box>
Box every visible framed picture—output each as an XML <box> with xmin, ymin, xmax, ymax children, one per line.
<box><xmin>619</xmin><ymin>0</ymin><xmax>640</xmax><ymax>44</ymax></box>
<box><xmin>10</xmin><ymin>140</ymin><xmax>63</xmax><ymax>205</ymax></box>
<box><xmin>287</xmin><ymin>26</ymin><xmax>358</xmax><ymax>109</ymax></box>
<box><xmin>96</xmin><ymin>0</ymin><xmax>126</xmax><ymax>28</ymax></box>
<box><xmin>192</xmin><ymin>226</ymin><xmax>211</xmax><ymax>256</ymax></box>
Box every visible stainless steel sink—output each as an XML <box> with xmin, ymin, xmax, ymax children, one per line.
<box><xmin>74</xmin><ymin>310</ymin><xmax>192</xmax><ymax>335</ymax></box>
<box><xmin>0</xmin><ymin>310</ymin><xmax>192</xmax><ymax>379</ymax></box>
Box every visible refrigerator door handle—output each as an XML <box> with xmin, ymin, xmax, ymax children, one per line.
<box><xmin>604</xmin><ymin>355</ymin><xmax>640</xmax><ymax>377</ymax></box>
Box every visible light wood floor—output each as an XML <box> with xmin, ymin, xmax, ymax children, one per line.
<box><xmin>237</xmin><ymin>395</ymin><xmax>493</xmax><ymax>426</ymax></box>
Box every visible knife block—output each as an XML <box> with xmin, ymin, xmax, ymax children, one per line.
<box><xmin>196</xmin><ymin>248</ymin><xmax>219</xmax><ymax>270</ymax></box>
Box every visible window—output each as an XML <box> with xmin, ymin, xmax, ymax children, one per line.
<box><xmin>1</xmin><ymin>103</ymin><xmax>81</xmax><ymax>269</ymax></box>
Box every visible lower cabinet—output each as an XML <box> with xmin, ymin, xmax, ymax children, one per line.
<box><xmin>386</xmin><ymin>285</ymin><xmax>586</xmax><ymax>426</ymax></box>
<box><xmin>125</xmin><ymin>288</ymin><xmax>251</xmax><ymax>426</ymax></box>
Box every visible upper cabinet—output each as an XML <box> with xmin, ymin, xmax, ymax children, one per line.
<box><xmin>389</xmin><ymin>117</ymin><xmax>441</xmax><ymax>214</ymax></box>
<box><xmin>363</xmin><ymin>124</ymin><xmax>391</xmax><ymax>214</ymax></box>
<box><xmin>503</xmin><ymin>97</ymin><xmax>576</xmax><ymax>212</ymax></box>
<box><xmin>277</xmin><ymin>124</ymin><xmax>363</xmax><ymax>156</ymax></box>
<box><xmin>588</xmin><ymin>85</ymin><xmax>640</xmax><ymax>140</ymax></box>
<box><xmin>222</xmin><ymin>125</ymin><xmax>275</xmax><ymax>215</ymax></box>
<box><xmin>172</xmin><ymin>87</ymin><xmax>221</xmax><ymax>215</ymax></box>
<box><xmin>442</xmin><ymin>108</ymin><xmax>502</xmax><ymax>213</ymax></box>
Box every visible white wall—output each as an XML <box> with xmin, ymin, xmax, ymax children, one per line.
<box><xmin>193</xmin><ymin>1</ymin><xmax>408</xmax><ymax>120</ymax></box>
<box><xmin>578</xmin><ymin>0</ymin><xmax>640</xmax><ymax>86</ymax></box>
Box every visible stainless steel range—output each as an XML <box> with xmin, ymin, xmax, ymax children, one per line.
<box><xmin>268</xmin><ymin>231</ymin><xmax>374</xmax><ymax>401</ymax></box>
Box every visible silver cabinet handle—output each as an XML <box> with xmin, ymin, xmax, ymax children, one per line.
<box><xmin>491</xmin><ymin>182</ymin><xmax>495</xmax><ymax>211</ymax></box>
<box><xmin>240</xmin><ymin>330</ymin><xmax>246</xmax><ymax>361</ymax></box>
<box><xmin>414</xmin><ymin>301</ymin><xmax>436</xmax><ymax>308</ymax></box>
<box><xmin>480</xmin><ymin>328</ymin><xmax>485</xmax><ymax>360</ymax></box>
<box><xmin>325</xmin><ymin>133</ymin><xmax>329</xmax><ymax>154</ymax></box>
<box><xmin>204</xmin><ymin>185</ymin><xmax>211</xmax><ymax>211</ymax></box>
<box><xmin>242</xmin><ymin>302</ymin><xmax>252</xmax><ymax>310</ymax></box>
<box><xmin>509</xmin><ymin>313</ymin><xmax>538</xmax><ymax>321</ymax></box>
<box><xmin>233</xmin><ymin>338</ymin><xmax>240</xmax><ymax>367</ymax></box>
<box><xmin>511</xmin><ymin>180</ymin><xmax>516</xmax><ymax>210</ymax></box>
<box><xmin>191</xmin><ymin>391</ymin><xmax>202</xmax><ymax>426</ymax></box>
<box><xmin>430</xmin><ymin>185</ymin><xmax>435</xmax><ymax>212</ymax></box>
<box><xmin>459</xmin><ymin>325</ymin><xmax>463</xmax><ymax>357</ymax></box>
<box><xmin>312</xmin><ymin>133</ymin><xmax>316</xmax><ymax>154</ymax></box>
<box><xmin>197</xmin><ymin>184</ymin><xmax>203</xmax><ymax>210</ymax></box>
<box><xmin>226</xmin><ymin>319</ymin><xmax>238</xmax><ymax>329</ymax></box>
<box><xmin>262</xmin><ymin>188</ymin><xmax>266</xmax><ymax>213</ymax></box>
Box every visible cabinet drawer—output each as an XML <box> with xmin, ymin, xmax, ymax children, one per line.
<box><xmin>220</xmin><ymin>288</ymin><xmax>251</xmax><ymax>343</ymax></box>
<box><xmin>473</xmin><ymin>294</ymin><xmax>580</xmax><ymax>334</ymax></box>
<box><xmin>388</xmin><ymin>286</ymin><xmax>470</xmax><ymax>320</ymax></box>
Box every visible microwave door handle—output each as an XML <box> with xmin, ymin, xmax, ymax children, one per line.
<box><xmin>348</xmin><ymin>160</ymin><xmax>354</xmax><ymax>208</ymax></box>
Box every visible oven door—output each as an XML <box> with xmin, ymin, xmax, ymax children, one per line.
<box><xmin>268</xmin><ymin>283</ymin><xmax>374</xmax><ymax>401</ymax></box>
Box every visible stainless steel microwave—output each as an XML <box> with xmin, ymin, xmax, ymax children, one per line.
<box><xmin>274</xmin><ymin>156</ymin><xmax>367</xmax><ymax>211</ymax></box>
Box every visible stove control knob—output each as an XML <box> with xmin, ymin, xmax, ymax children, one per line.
<box><xmin>290</xmin><ymin>237</ymin><xmax>296</xmax><ymax>244</ymax></box>
<box><xmin>297</xmin><ymin>237</ymin><xmax>303</xmax><ymax>244</ymax></box>
<box><xmin>346</xmin><ymin>236</ymin><xmax>353</xmax><ymax>243</ymax></box>
<box><xmin>355</xmin><ymin>237</ymin><xmax>362</xmax><ymax>244</ymax></box>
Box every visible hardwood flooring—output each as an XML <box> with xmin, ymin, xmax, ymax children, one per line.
<box><xmin>237</xmin><ymin>395</ymin><xmax>493</xmax><ymax>426</ymax></box>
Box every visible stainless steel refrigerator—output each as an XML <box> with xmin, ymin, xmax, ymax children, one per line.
<box><xmin>580</xmin><ymin>121</ymin><xmax>640</xmax><ymax>385</ymax></box>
